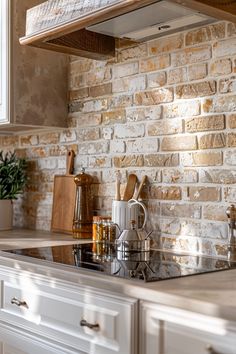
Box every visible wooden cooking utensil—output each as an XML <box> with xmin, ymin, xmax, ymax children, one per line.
<box><xmin>115</xmin><ymin>170</ymin><xmax>121</xmax><ymax>201</ymax></box>
<box><xmin>51</xmin><ymin>150</ymin><xmax>76</xmax><ymax>234</ymax></box>
<box><xmin>123</xmin><ymin>174</ymin><xmax>137</xmax><ymax>201</ymax></box>
<box><xmin>133</xmin><ymin>175</ymin><xmax>147</xmax><ymax>200</ymax></box>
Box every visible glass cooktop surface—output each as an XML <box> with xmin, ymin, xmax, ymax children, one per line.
<box><xmin>3</xmin><ymin>243</ymin><xmax>234</xmax><ymax>282</ymax></box>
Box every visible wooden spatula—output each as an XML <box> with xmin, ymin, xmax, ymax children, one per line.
<box><xmin>123</xmin><ymin>174</ymin><xmax>137</xmax><ymax>201</ymax></box>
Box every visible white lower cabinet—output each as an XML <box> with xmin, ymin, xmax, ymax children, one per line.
<box><xmin>140</xmin><ymin>301</ymin><xmax>236</xmax><ymax>354</ymax></box>
<box><xmin>0</xmin><ymin>270</ymin><xmax>138</xmax><ymax>354</ymax></box>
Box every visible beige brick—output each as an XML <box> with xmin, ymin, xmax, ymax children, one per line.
<box><xmin>203</xmin><ymin>205</ymin><xmax>228</xmax><ymax>222</ymax></box>
<box><xmin>20</xmin><ymin>135</ymin><xmax>39</xmax><ymax>147</ymax></box>
<box><xmin>203</xmin><ymin>96</ymin><xmax>236</xmax><ymax>114</ymax></box>
<box><xmin>167</xmin><ymin>68</ymin><xmax>187</xmax><ymax>85</ymax></box>
<box><xmin>161</xmin><ymin>135</ymin><xmax>197</xmax><ymax>151</ymax></box>
<box><xmin>37</xmin><ymin>133</ymin><xmax>60</xmax><ymax>145</ymax></box>
<box><xmin>147</xmin><ymin>119</ymin><xmax>183</xmax><ymax>136</ymax></box>
<box><xmin>227</xmin><ymin>133</ymin><xmax>236</xmax><ymax>147</ymax></box>
<box><xmin>126</xmin><ymin>138</ymin><xmax>158</xmax><ymax>153</ymax></box>
<box><xmin>144</xmin><ymin>153</ymin><xmax>179</xmax><ymax>167</ymax></box>
<box><xmin>209</xmin><ymin>59</ymin><xmax>232</xmax><ymax>77</ymax></box>
<box><xmin>198</xmin><ymin>133</ymin><xmax>226</xmax><ymax>149</ymax></box>
<box><xmin>114</xmin><ymin>124</ymin><xmax>145</xmax><ymax>139</ymax></box>
<box><xmin>147</xmin><ymin>72</ymin><xmax>166</xmax><ymax>88</ymax></box>
<box><xmin>161</xmin><ymin>203</ymin><xmax>201</xmax><ymax>218</ymax></box>
<box><xmin>113</xmin><ymin>62</ymin><xmax>139</xmax><ymax>78</ymax></box>
<box><xmin>128</xmin><ymin>169</ymin><xmax>162</xmax><ymax>183</ymax></box>
<box><xmin>187</xmin><ymin>186</ymin><xmax>221</xmax><ymax>202</ymax></box>
<box><xmin>199</xmin><ymin>169</ymin><xmax>236</xmax><ymax>184</ymax></box>
<box><xmin>140</xmin><ymin>54</ymin><xmax>170</xmax><ymax>73</ymax></box>
<box><xmin>112</xmin><ymin>76</ymin><xmax>146</xmax><ymax>93</ymax></box>
<box><xmin>2</xmin><ymin>136</ymin><xmax>19</xmax><ymax>147</ymax></box>
<box><xmin>87</xmin><ymin>66</ymin><xmax>112</xmax><ymax>85</ymax></box>
<box><xmin>188</xmin><ymin>63</ymin><xmax>207</xmax><ymax>81</ymax></box>
<box><xmin>102</xmin><ymin>109</ymin><xmax>126</xmax><ymax>125</ymax></box>
<box><xmin>213</xmin><ymin>38</ymin><xmax>236</xmax><ymax>57</ymax></box>
<box><xmin>176</xmin><ymin>81</ymin><xmax>216</xmax><ymax>99</ymax></box>
<box><xmin>89</xmin><ymin>83</ymin><xmax>112</xmax><ymax>97</ymax></box>
<box><xmin>171</xmin><ymin>45</ymin><xmax>211</xmax><ymax>67</ymax></box>
<box><xmin>79</xmin><ymin>141</ymin><xmax>109</xmax><ymax>155</ymax></box>
<box><xmin>163</xmin><ymin>101</ymin><xmax>200</xmax><ymax>118</ymax></box>
<box><xmin>228</xmin><ymin>114</ymin><xmax>236</xmax><ymax>128</ymax></box>
<box><xmin>69</xmin><ymin>73</ymin><xmax>86</xmax><ymax>90</ymax></box>
<box><xmin>82</xmin><ymin>99</ymin><xmax>108</xmax><ymax>113</ymax></box>
<box><xmin>89</xmin><ymin>156</ymin><xmax>111</xmax><ymax>168</ymax></box>
<box><xmin>181</xmin><ymin>151</ymin><xmax>222</xmax><ymax>166</ymax></box>
<box><xmin>49</xmin><ymin>144</ymin><xmax>78</xmax><ymax>157</ymax></box>
<box><xmin>118</xmin><ymin>44</ymin><xmax>147</xmax><ymax>62</ymax></box>
<box><xmin>77</xmin><ymin>127</ymin><xmax>99</xmax><ymax>141</ymax></box>
<box><xmin>149</xmin><ymin>34</ymin><xmax>184</xmax><ymax>55</ymax></box>
<box><xmin>113</xmin><ymin>155</ymin><xmax>144</xmax><ymax>168</ymax></box>
<box><xmin>185</xmin><ymin>115</ymin><xmax>225</xmax><ymax>133</ymax></box>
<box><xmin>108</xmin><ymin>94</ymin><xmax>133</xmax><ymax>109</ymax></box>
<box><xmin>134</xmin><ymin>88</ymin><xmax>174</xmax><ymax>106</ymax></box>
<box><xmin>163</xmin><ymin>169</ymin><xmax>198</xmax><ymax>183</ymax></box>
<box><xmin>59</xmin><ymin>130</ymin><xmax>77</xmax><ymax>143</ymax></box>
<box><xmin>69</xmin><ymin>87</ymin><xmax>89</xmax><ymax>101</ymax></box>
<box><xmin>185</xmin><ymin>23</ymin><xmax>225</xmax><ymax>46</ymax></box>
<box><xmin>69</xmin><ymin>59</ymin><xmax>93</xmax><ymax>74</ymax></box>
<box><xmin>225</xmin><ymin>150</ymin><xmax>236</xmax><ymax>165</ymax></box>
<box><xmin>227</xmin><ymin>22</ymin><xmax>236</xmax><ymax>37</ymax></box>
<box><xmin>224</xmin><ymin>187</ymin><xmax>236</xmax><ymax>203</ymax></box>
<box><xmin>150</xmin><ymin>186</ymin><xmax>181</xmax><ymax>200</ymax></box>
<box><xmin>219</xmin><ymin>76</ymin><xmax>236</xmax><ymax>94</ymax></box>
<box><xmin>126</xmin><ymin>106</ymin><xmax>162</xmax><ymax>122</ymax></box>
<box><xmin>74</xmin><ymin>113</ymin><xmax>102</xmax><ymax>127</ymax></box>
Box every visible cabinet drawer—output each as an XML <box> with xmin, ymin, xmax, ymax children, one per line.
<box><xmin>165</xmin><ymin>322</ymin><xmax>235</xmax><ymax>354</ymax></box>
<box><xmin>0</xmin><ymin>279</ymin><xmax>137</xmax><ymax>354</ymax></box>
<box><xmin>140</xmin><ymin>302</ymin><xmax>236</xmax><ymax>354</ymax></box>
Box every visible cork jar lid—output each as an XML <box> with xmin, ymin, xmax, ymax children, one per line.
<box><xmin>74</xmin><ymin>168</ymin><xmax>93</xmax><ymax>186</ymax></box>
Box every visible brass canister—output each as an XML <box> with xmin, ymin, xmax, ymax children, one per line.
<box><xmin>73</xmin><ymin>168</ymin><xmax>93</xmax><ymax>239</ymax></box>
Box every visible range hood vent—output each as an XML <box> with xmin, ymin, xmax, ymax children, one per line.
<box><xmin>87</xmin><ymin>1</ymin><xmax>216</xmax><ymax>41</ymax></box>
<box><xmin>20</xmin><ymin>0</ymin><xmax>236</xmax><ymax>60</ymax></box>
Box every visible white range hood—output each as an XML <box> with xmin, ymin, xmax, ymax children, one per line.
<box><xmin>87</xmin><ymin>0</ymin><xmax>216</xmax><ymax>41</ymax></box>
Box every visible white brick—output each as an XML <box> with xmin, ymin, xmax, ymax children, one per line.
<box><xmin>110</xmin><ymin>140</ymin><xmax>126</xmax><ymax>153</ymax></box>
<box><xmin>126</xmin><ymin>106</ymin><xmax>162</xmax><ymax>122</ymax></box>
<box><xmin>113</xmin><ymin>62</ymin><xmax>139</xmax><ymax>78</ymax></box>
<box><xmin>114</xmin><ymin>124</ymin><xmax>145</xmax><ymax>138</ymax></box>
<box><xmin>113</xmin><ymin>75</ymin><xmax>146</xmax><ymax>93</ymax></box>
<box><xmin>126</xmin><ymin>138</ymin><xmax>159</xmax><ymax>153</ymax></box>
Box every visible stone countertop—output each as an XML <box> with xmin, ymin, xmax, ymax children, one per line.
<box><xmin>0</xmin><ymin>229</ymin><xmax>236</xmax><ymax>323</ymax></box>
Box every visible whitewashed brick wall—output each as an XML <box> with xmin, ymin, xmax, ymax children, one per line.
<box><xmin>2</xmin><ymin>21</ymin><xmax>236</xmax><ymax>258</ymax></box>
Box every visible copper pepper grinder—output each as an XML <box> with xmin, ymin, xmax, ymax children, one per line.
<box><xmin>73</xmin><ymin>168</ymin><xmax>93</xmax><ymax>239</ymax></box>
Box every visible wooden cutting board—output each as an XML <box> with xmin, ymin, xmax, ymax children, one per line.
<box><xmin>51</xmin><ymin>150</ymin><xmax>76</xmax><ymax>234</ymax></box>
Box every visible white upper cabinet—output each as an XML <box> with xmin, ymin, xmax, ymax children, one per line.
<box><xmin>0</xmin><ymin>0</ymin><xmax>68</xmax><ymax>134</ymax></box>
<box><xmin>0</xmin><ymin>0</ymin><xmax>9</xmax><ymax>125</ymax></box>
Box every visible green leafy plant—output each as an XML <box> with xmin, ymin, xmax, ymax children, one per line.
<box><xmin>0</xmin><ymin>151</ymin><xmax>27</xmax><ymax>200</ymax></box>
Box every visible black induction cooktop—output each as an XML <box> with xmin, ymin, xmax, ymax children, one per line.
<box><xmin>3</xmin><ymin>243</ymin><xmax>234</xmax><ymax>282</ymax></box>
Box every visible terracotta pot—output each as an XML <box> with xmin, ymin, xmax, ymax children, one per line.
<box><xmin>0</xmin><ymin>200</ymin><xmax>13</xmax><ymax>230</ymax></box>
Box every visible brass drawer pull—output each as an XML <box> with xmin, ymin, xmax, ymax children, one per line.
<box><xmin>206</xmin><ymin>345</ymin><xmax>224</xmax><ymax>354</ymax></box>
<box><xmin>80</xmin><ymin>319</ymin><xmax>100</xmax><ymax>331</ymax></box>
<box><xmin>11</xmin><ymin>297</ymin><xmax>28</xmax><ymax>309</ymax></box>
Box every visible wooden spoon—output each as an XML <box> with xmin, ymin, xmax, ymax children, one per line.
<box><xmin>123</xmin><ymin>174</ymin><xmax>137</xmax><ymax>201</ymax></box>
<box><xmin>133</xmin><ymin>175</ymin><xmax>147</xmax><ymax>200</ymax></box>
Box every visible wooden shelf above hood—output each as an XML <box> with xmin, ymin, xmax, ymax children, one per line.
<box><xmin>20</xmin><ymin>0</ymin><xmax>236</xmax><ymax>60</ymax></box>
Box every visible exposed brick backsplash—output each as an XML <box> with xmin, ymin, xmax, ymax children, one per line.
<box><xmin>2</xmin><ymin>21</ymin><xmax>236</xmax><ymax>258</ymax></box>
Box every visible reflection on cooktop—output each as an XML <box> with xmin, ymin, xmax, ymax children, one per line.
<box><xmin>3</xmin><ymin>243</ymin><xmax>234</xmax><ymax>282</ymax></box>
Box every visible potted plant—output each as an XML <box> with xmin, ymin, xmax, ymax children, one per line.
<box><xmin>0</xmin><ymin>151</ymin><xmax>27</xmax><ymax>230</ymax></box>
